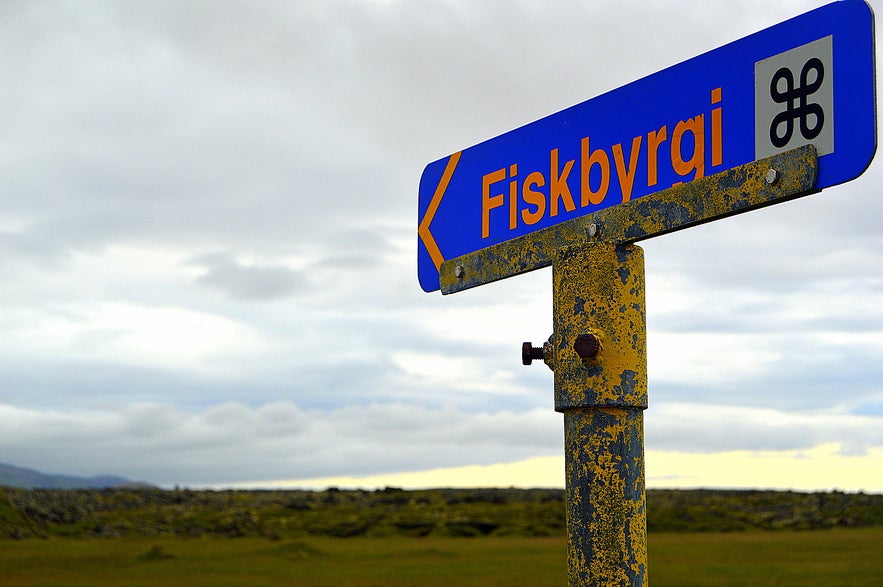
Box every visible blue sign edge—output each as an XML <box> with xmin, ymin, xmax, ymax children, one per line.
<box><xmin>418</xmin><ymin>0</ymin><xmax>877</xmax><ymax>292</ymax></box>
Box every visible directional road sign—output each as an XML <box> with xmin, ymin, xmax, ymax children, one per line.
<box><xmin>418</xmin><ymin>0</ymin><xmax>876</xmax><ymax>292</ymax></box>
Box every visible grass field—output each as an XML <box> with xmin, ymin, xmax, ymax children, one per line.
<box><xmin>1</xmin><ymin>528</ymin><xmax>881</xmax><ymax>586</ymax></box>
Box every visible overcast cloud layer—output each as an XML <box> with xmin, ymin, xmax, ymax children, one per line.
<box><xmin>1</xmin><ymin>0</ymin><xmax>881</xmax><ymax>488</ymax></box>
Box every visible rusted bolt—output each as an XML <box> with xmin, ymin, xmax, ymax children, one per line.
<box><xmin>765</xmin><ymin>168</ymin><xmax>779</xmax><ymax>185</ymax></box>
<box><xmin>522</xmin><ymin>341</ymin><xmax>545</xmax><ymax>366</ymax></box>
<box><xmin>454</xmin><ymin>265</ymin><xmax>465</xmax><ymax>279</ymax></box>
<box><xmin>573</xmin><ymin>333</ymin><xmax>601</xmax><ymax>359</ymax></box>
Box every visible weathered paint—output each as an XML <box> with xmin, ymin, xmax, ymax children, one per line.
<box><xmin>437</xmin><ymin>146</ymin><xmax>820</xmax><ymax>584</ymax></box>
<box><xmin>553</xmin><ymin>243</ymin><xmax>646</xmax><ymax>411</ymax></box>
<box><xmin>565</xmin><ymin>407</ymin><xmax>646</xmax><ymax>586</ymax></box>
<box><xmin>439</xmin><ymin>145</ymin><xmax>817</xmax><ymax>294</ymax></box>
<box><xmin>555</xmin><ymin>242</ymin><xmax>647</xmax><ymax>586</ymax></box>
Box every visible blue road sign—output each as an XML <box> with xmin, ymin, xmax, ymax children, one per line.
<box><xmin>418</xmin><ymin>0</ymin><xmax>876</xmax><ymax>292</ymax></box>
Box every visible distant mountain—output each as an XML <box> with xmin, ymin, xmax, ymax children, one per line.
<box><xmin>0</xmin><ymin>462</ymin><xmax>152</xmax><ymax>489</ymax></box>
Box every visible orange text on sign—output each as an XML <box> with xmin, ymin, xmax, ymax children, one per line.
<box><xmin>481</xmin><ymin>88</ymin><xmax>724</xmax><ymax>239</ymax></box>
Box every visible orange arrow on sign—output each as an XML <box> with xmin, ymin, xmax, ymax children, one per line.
<box><xmin>418</xmin><ymin>151</ymin><xmax>461</xmax><ymax>271</ymax></box>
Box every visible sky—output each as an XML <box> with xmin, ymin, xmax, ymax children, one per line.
<box><xmin>1</xmin><ymin>0</ymin><xmax>881</xmax><ymax>492</ymax></box>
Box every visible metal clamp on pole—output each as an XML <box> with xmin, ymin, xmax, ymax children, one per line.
<box><xmin>553</xmin><ymin>241</ymin><xmax>648</xmax><ymax>587</ymax></box>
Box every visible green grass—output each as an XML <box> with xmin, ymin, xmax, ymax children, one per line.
<box><xmin>0</xmin><ymin>536</ymin><xmax>563</xmax><ymax>587</ymax></box>
<box><xmin>0</xmin><ymin>528</ymin><xmax>881</xmax><ymax>586</ymax></box>
<box><xmin>650</xmin><ymin>528</ymin><xmax>883</xmax><ymax>587</ymax></box>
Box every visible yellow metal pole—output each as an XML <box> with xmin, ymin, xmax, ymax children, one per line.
<box><xmin>441</xmin><ymin>149</ymin><xmax>817</xmax><ymax>585</ymax></box>
<box><xmin>553</xmin><ymin>242</ymin><xmax>648</xmax><ymax>586</ymax></box>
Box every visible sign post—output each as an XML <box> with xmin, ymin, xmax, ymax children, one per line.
<box><xmin>554</xmin><ymin>242</ymin><xmax>648</xmax><ymax>585</ymax></box>
<box><xmin>418</xmin><ymin>2</ymin><xmax>874</xmax><ymax>585</ymax></box>
<box><xmin>536</xmin><ymin>149</ymin><xmax>817</xmax><ymax>585</ymax></box>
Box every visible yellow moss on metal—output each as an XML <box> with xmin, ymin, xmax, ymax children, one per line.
<box><xmin>565</xmin><ymin>407</ymin><xmax>646</xmax><ymax>586</ymax></box>
<box><xmin>553</xmin><ymin>243</ymin><xmax>647</xmax><ymax>411</ymax></box>
<box><xmin>554</xmin><ymin>243</ymin><xmax>647</xmax><ymax>586</ymax></box>
<box><xmin>439</xmin><ymin>145</ymin><xmax>817</xmax><ymax>295</ymax></box>
<box><xmin>431</xmin><ymin>148</ymin><xmax>823</xmax><ymax>587</ymax></box>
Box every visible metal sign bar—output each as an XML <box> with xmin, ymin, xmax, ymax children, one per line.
<box><xmin>440</xmin><ymin>145</ymin><xmax>817</xmax><ymax>294</ymax></box>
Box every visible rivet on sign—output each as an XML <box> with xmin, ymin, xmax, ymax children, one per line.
<box><xmin>588</xmin><ymin>223</ymin><xmax>599</xmax><ymax>238</ymax></box>
<box><xmin>454</xmin><ymin>265</ymin><xmax>465</xmax><ymax>279</ymax></box>
<box><xmin>765</xmin><ymin>168</ymin><xmax>779</xmax><ymax>185</ymax></box>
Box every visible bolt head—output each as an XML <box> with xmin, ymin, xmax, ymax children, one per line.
<box><xmin>521</xmin><ymin>342</ymin><xmax>532</xmax><ymax>366</ymax></box>
<box><xmin>573</xmin><ymin>333</ymin><xmax>601</xmax><ymax>359</ymax></box>
<box><xmin>588</xmin><ymin>223</ymin><xmax>599</xmax><ymax>238</ymax></box>
<box><xmin>454</xmin><ymin>265</ymin><xmax>465</xmax><ymax>279</ymax></box>
<box><xmin>765</xmin><ymin>168</ymin><xmax>779</xmax><ymax>185</ymax></box>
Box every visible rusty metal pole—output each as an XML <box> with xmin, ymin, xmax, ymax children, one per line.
<box><xmin>443</xmin><ymin>149</ymin><xmax>817</xmax><ymax>585</ymax></box>
<box><xmin>553</xmin><ymin>241</ymin><xmax>648</xmax><ymax>586</ymax></box>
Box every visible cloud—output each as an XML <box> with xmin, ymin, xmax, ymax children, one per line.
<box><xmin>0</xmin><ymin>0</ymin><xmax>880</xmax><ymax>490</ymax></box>
<box><xmin>237</xmin><ymin>447</ymin><xmax>883</xmax><ymax>493</ymax></box>
<box><xmin>1</xmin><ymin>400</ymin><xmax>880</xmax><ymax>488</ymax></box>
<box><xmin>0</xmin><ymin>300</ymin><xmax>263</xmax><ymax>376</ymax></box>
<box><xmin>646</xmin><ymin>403</ymin><xmax>883</xmax><ymax>455</ymax></box>
<box><xmin>192</xmin><ymin>252</ymin><xmax>307</xmax><ymax>301</ymax></box>
<box><xmin>0</xmin><ymin>401</ymin><xmax>560</xmax><ymax>486</ymax></box>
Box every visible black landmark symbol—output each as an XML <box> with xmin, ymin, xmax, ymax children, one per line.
<box><xmin>769</xmin><ymin>57</ymin><xmax>826</xmax><ymax>148</ymax></box>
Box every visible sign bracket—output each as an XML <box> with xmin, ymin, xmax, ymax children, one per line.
<box><xmin>440</xmin><ymin>145</ymin><xmax>818</xmax><ymax>295</ymax></box>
